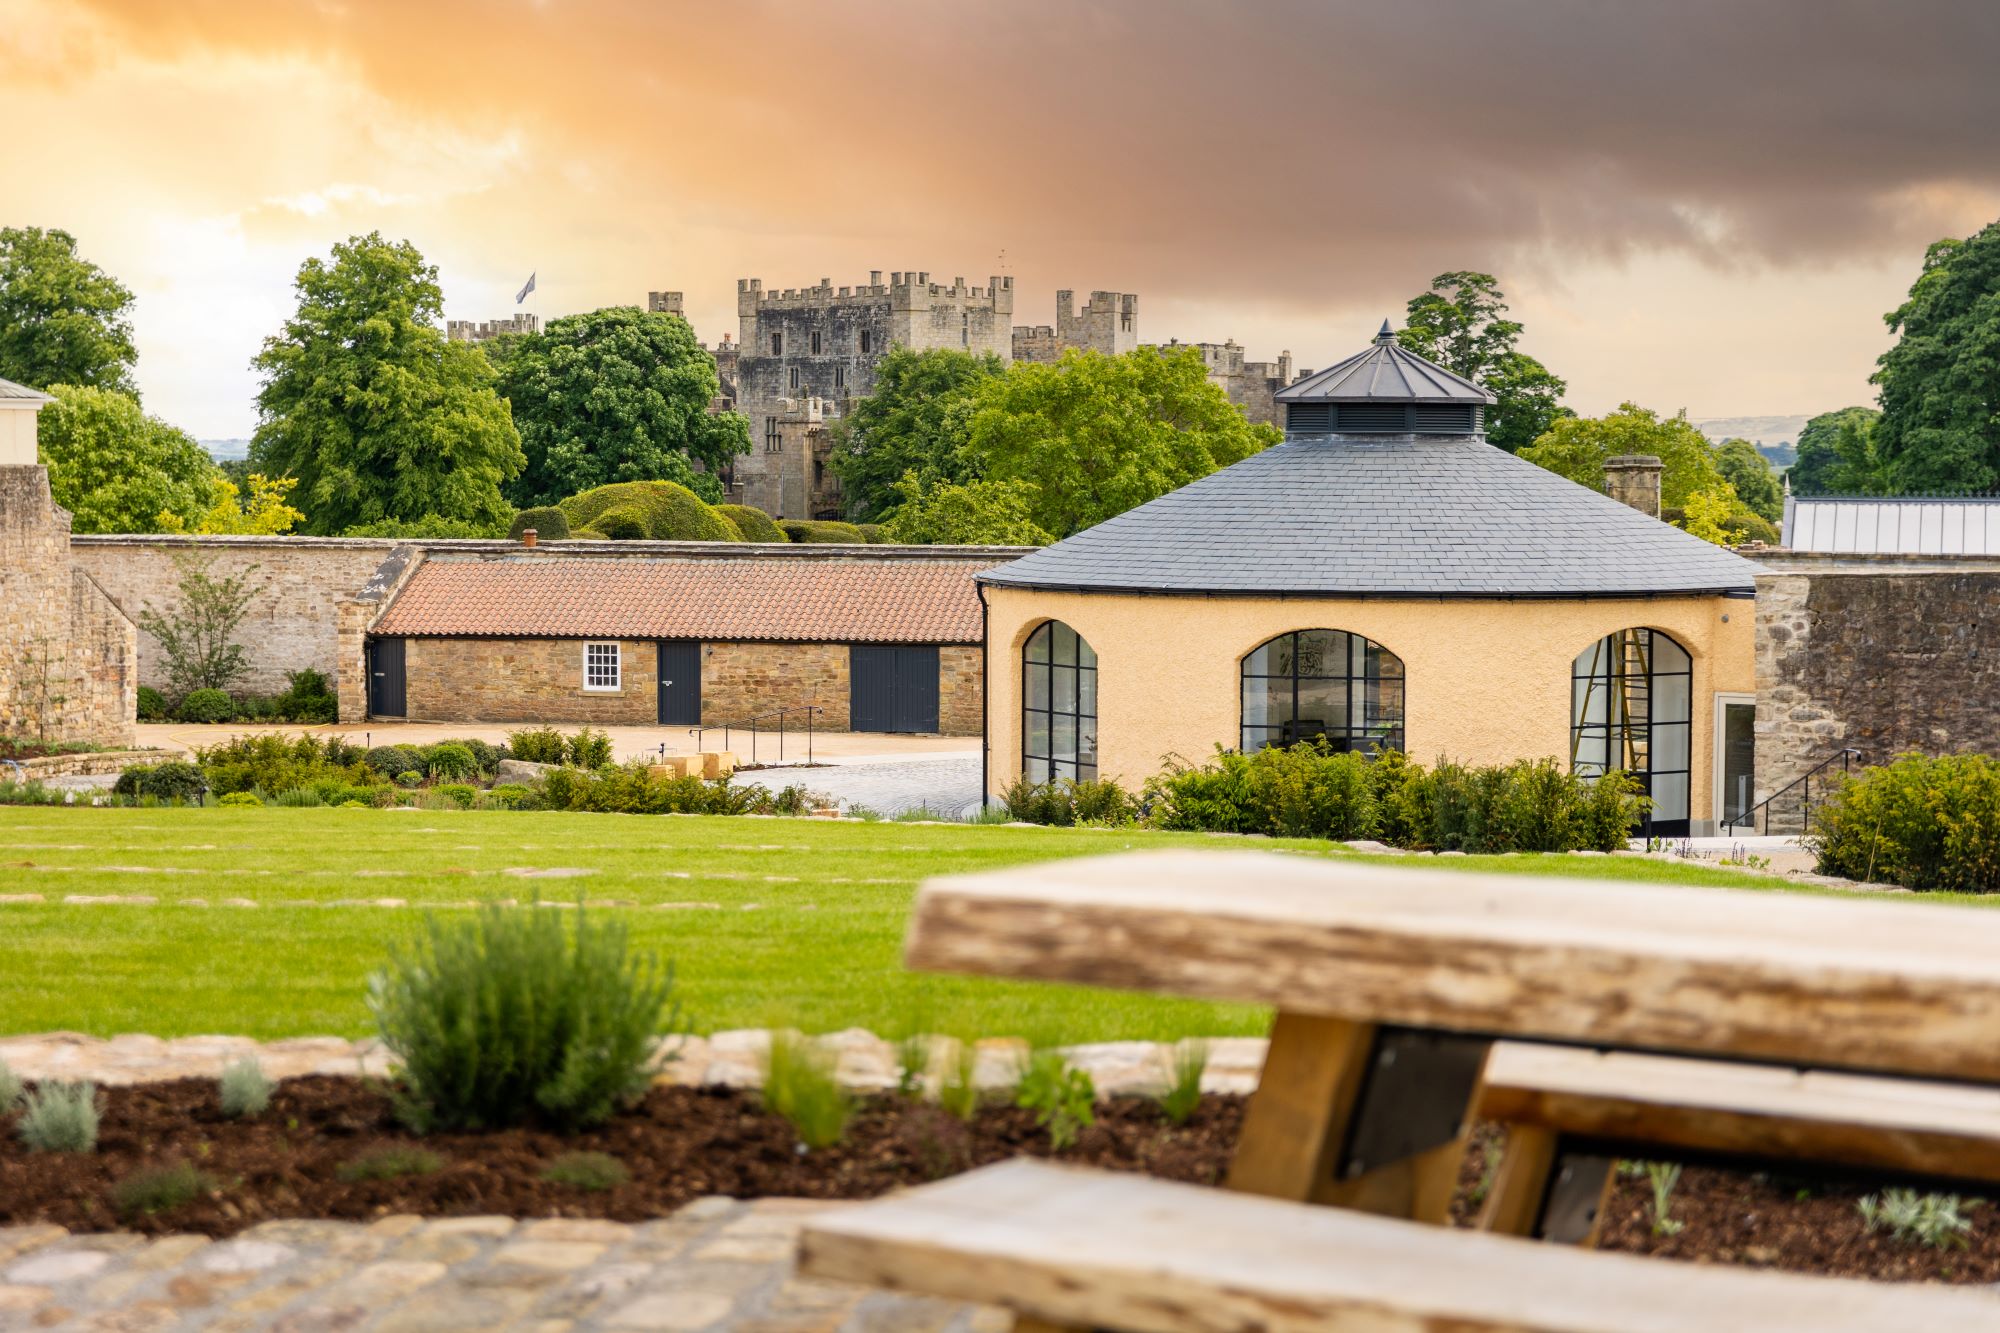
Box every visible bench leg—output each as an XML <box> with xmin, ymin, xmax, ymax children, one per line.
<box><xmin>1227</xmin><ymin>1012</ymin><xmax>1377</xmax><ymax>1203</ymax></box>
<box><xmin>1474</xmin><ymin>1124</ymin><xmax>1560</xmax><ymax>1236</ymax></box>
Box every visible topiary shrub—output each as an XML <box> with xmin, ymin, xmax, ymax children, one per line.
<box><xmin>570</xmin><ymin>528</ymin><xmax>609</xmax><ymax>541</ymax></box>
<box><xmin>855</xmin><ymin>523</ymin><xmax>890</xmax><ymax>543</ymax></box>
<box><xmin>592</xmin><ymin>505</ymin><xmax>652</xmax><ymax>540</ymax></box>
<box><xmin>558</xmin><ymin>481</ymin><xmax>736</xmax><ymax>542</ymax></box>
<box><xmin>508</xmin><ymin>506</ymin><xmax>571</xmax><ymax>542</ymax></box>
<box><xmin>713</xmin><ymin>504</ymin><xmax>788</xmax><ymax>543</ymax></box>
<box><xmin>779</xmin><ymin>519</ymin><xmax>868</xmax><ymax>544</ymax></box>
<box><xmin>423</xmin><ymin>742</ymin><xmax>478</xmax><ymax>781</ymax></box>
<box><xmin>365</xmin><ymin>745</ymin><xmax>425</xmax><ymax>778</ymax></box>
<box><xmin>175</xmin><ymin>688</ymin><xmax>236</xmax><ymax>724</ymax></box>
<box><xmin>137</xmin><ymin>686</ymin><xmax>169</xmax><ymax>721</ymax></box>
<box><xmin>369</xmin><ymin>900</ymin><xmax>683</xmax><ymax>1131</ymax></box>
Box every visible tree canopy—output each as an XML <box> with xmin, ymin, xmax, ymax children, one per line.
<box><xmin>496</xmin><ymin>305</ymin><xmax>747</xmax><ymax>508</ymax></box>
<box><xmin>0</xmin><ymin>227</ymin><xmax>139</xmax><ymax>397</ymax></box>
<box><xmin>249</xmin><ymin>232</ymin><xmax>523</xmax><ymax>535</ymax></box>
<box><xmin>36</xmin><ymin>384</ymin><xmax>217</xmax><ymax>532</ymax></box>
<box><xmin>1396</xmin><ymin>271</ymin><xmax>1571</xmax><ymax>452</ymax></box>
<box><xmin>1872</xmin><ymin>226</ymin><xmax>2000</xmax><ymax>493</ymax></box>
<box><xmin>881</xmin><ymin>475</ymin><xmax>1053</xmax><ymax>546</ymax></box>
<box><xmin>1520</xmin><ymin>402</ymin><xmax>1727</xmax><ymax>509</ymax></box>
<box><xmin>1713</xmin><ymin>438</ymin><xmax>1783</xmax><ymax>521</ymax></box>
<box><xmin>1790</xmin><ymin>406</ymin><xmax>1886</xmax><ymax>497</ymax></box>
<box><xmin>827</xmin><ymin>347</ymin><xmax>1004</xmax><ymax>521</ymax></box>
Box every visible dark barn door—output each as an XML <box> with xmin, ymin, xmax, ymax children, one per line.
<box><xmin>368</xmin><ymin>637</ymin><xmax>407</xmax><ymax>718</ymax></box>
<box><xmin>657</xmin><ymin>640</ymin><xmax>702</xmax><ymax>725</ymax></box>
<box><xmin>850</xmin><ymin>645</ymin><xmax>940</xmax><ymax>734</ymax></box>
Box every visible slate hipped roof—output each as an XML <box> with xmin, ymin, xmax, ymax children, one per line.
<box><xmin>373</xmin><ymin>553</ymin><xmax>1008</xmax><ymax>643</ymax></box>
<box><xmin>1276</xmin><ymin>322</ymin><xmax>1496</xmax><ymax>405</ymax></box>
<box><xmin>980</xmin><ymin>328</ymin><xmax>1761</xmax><ymax>601</ymax></box>
<box><xmin>0</xmin><ymin>377</ymin><xmax>53</xmax><ymax>403</ymax></box>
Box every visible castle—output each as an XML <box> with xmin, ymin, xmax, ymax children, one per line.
<box><xmin>1145</xmin><ymin>338</ymin><xmax>1299</xmax><ymax>427</ymax></box>
<box><xmin>1011</xmin><ymin>290</ymin><xmax>1138</xmax><ymax>362</ymax></box>
<box><xmin>445</xmin><ymin>313</ymin><xmax>541</xmax><ymax>343</ymax></box>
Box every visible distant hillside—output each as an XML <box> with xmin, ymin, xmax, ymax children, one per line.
<box><xmin>201</xmin><ymin>438</ymin><xmax>251</xmax><ymax>462</ymax></box>
<box><xmin>1692</xmin><ymin>415</ymin><xmax>1809</xmax><ymax>448</ymax></box>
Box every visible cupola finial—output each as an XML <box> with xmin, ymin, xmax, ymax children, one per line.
<box><xmin>1375</xmin><ymin>319</ymin><xmax>1395</xmax><ymax>343</ymax></box>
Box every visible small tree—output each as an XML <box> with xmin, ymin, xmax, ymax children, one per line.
<box><xmin>135</xmin><ymin>552</ymin><xmax>260</xmax><ymax>698</ymax></box>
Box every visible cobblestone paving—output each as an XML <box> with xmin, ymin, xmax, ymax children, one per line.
<box><xmin>738</xmin><ymin>756</ymin><xmax>982</xmax><ymax>819</ymax></box>
<box><xmin>0</xmin><ymin>1198</ymin><xmax>998</xmax><ymax>1332</ymax></box>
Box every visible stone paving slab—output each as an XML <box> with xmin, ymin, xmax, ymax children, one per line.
<box><xmin>0</xmin><ymin>1198</ymin><xmax>1005</xmax><ymax>1332</ymax></box>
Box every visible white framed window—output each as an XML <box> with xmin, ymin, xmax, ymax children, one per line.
<box><xmin>583</xmin><ymin>641</ymin><xmax>622</xmax><ymax>692</ymax></box>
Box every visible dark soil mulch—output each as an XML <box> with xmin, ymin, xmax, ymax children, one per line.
<box><xmin>7</xmin><ymin>1081</ymin><xmax>2000</xmax><ymax>1283</ymax></box>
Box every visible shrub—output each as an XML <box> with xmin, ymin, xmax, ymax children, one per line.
<box><xmin>337</xmin><ymin>1145</ymin><xmax>444</xmax><ymax>1182</ymax></box>
<box><xmin>218</xmin><ymin>1058</ymin><xmax>273</xmax><ymax>1117</ymax></box>
<box><xmin>559</xmin><ymin>480</ymin><xmax>736</xmax><ymax>542</ymax></box>
<box><xmin>779</xmin><ymin>519</ymin><xmax>867</xmax><ymax>544</ymax></box>
<box><xmin>508</xmin><ymin>506</ymin><xmax>571</xmax><ymax>542</ymax></box>
<box><xmin>0</xmin><ymin>1058</ymin><xmax>20</xmax><ymax>1112</ymax></box>
<box><xmin>1016</xmin><ymin>1050</ymin><xmax>1095</xmax><ymax>1152</ymax></box>
<box><xmin>219</xmin><ymin>791</ymin><xmax>262</xmax><ymax>808</ymax></box>
<box><xmin>1858</xmin><ymin>1189</ymin><xmax>1974</xmax><ymax>1249</ymax></box>
<box><xmin>137</xmin><ymin>686</ymin><xmax>169</xmax><ymax>721</ymax></box>
<box><xmin>364</xmin><ymin>745</ymin><xmax>424</xmax><ymax>778</ymax></box>
<box><xmin>462</xmin><ymin>739</ymin><xmax>506</xmax><ymax>775</ymax></box>
<box><xmin>713</xmin><ymin>504</ymin><xmax>787</xmax><ymax>543</ymax></box>
<box><xmin>197</xmin><ymin>733</ymin><xmax>382</xmax><ymax>798</ymax></box>
<box><xmin>176</xmin><ymin>688</ymin><xmax>236</xmax><ymax>724</ymax></box>
<box><xmin>565</xmin><ymin>728</ymin><xmax>614</xmax><ymax>769</ymax></box>
<box><xmin>113</xmin><ymin>761</ymin><xmax>208</xmax><ymax>804</ymax></box>
<box><xmin>481</xmin><ymin>783</ymin><xmax>532</xmax><ymax>810</ymax></box>
<box><xmin>135</xmin><ymin>550</ymin><xmax>258</xmax><ymax>698</ymax></box>
<box><xmin>18</xmin><ymin>1080</ymin><xmax>99</xmax><ymax>1152</ymax></box>
<box><xmin>112</xmin><ymin>1162</ymin><xmax>212</xmax><ymax>1218</ymax></box>
<box><xmin>423</xmin><ymin>742</ymin><xmax>478</xmax><ymax>780</ymax></box>
<box><xmin>273</xmin><ymin>669</ymin><xmax>338</xmax><ymax>724</ymax></box>
<box><xmin>529</xmin><ymin>762</ymin><xmax>817</xmax><ymax>816</ymax></box>
<box><xmin>1810</xmin><ymin>753</ymin><xmax>2000</xmax><ymax>892</ymax></box>
<box><xmin>370</xmin><ymin>900</ymin><xmax>682</xmax><ymax>1131</ymax></box>
<box><xmin>1000</xmin><ymin>776</ymin><xmax>1137</xmax><ymax>827</ymax></box>
<box><xmin>1144</xmin><ymin>743</ymin><xmax>1377</xmax><ymax>840</ymax></box>
<box><xmin>395</xmin><ymin>770</ymin><xmax>423</xmax><ymax>787</ymax></box>
<box><xmin>507</xmin><ymin>727</ymin><xmax>568</xmax><ymax>765</ymax></box>
<box><xmin>855</xmin><ymin>522</ymin><xmax>890</xmax><ymax>543</ymax></box>
<box><xmin>762</xmin><ymin>1031</ymin><xmax>852</xmax><ymax>1151</ymax></box>
<box><xmin>541</xmin><ymin>1150</ymin><xmax>629</xmax><ymax>1191</ymax></box>
<box><xmin>436</xmin><ymin>783</ymin><xmax>479</xmax><ymax>809</ymax></box>
<box><xmin>593</xmin><ymin>504</ymin><xmax>651</xmax><ymax>540</ymax></box>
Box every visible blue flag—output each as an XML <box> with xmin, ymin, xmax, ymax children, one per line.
<box><xmin>516</xmin><ymin>272</ymin><xmax>536</xmax><ymax>305</ymax></box>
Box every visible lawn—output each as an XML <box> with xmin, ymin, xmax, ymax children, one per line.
<box><xmin>0</xmin><ymin>806</ymin><xmax>1895</xmax><ymax>1043</ymax></box>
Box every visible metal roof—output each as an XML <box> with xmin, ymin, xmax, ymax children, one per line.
<box><xmin>978</xmin><ymin>434</ymin><xmax>1761</xmax><ymax>600</ymax></box>
<box><xmin>1784</xmin><ymin>495</ymin><xmax>2000</xmax><ymax>555</ymax></box>
<box><xmin>1276</xmin><ymin>322</ymin><xmax>1495</xmax><ymax>405</ymax></box>
<box><xmin>0</xmin><ymin>377</ymin><xmax>52</xmax><ymax>404</ymax></box>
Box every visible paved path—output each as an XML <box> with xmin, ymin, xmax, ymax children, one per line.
<box><xmin>0</xmin><ymin>1199</ymin><xmax>997</xmax><ymax>1332</ymax></box>
<box><xmin>739</xmin><ymin>756</ymin><xmax>983</xmax><ymax>819</ymax></box>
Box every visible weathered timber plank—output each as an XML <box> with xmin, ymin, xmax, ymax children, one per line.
<box><xmin>1226</xmin><ymin>1013</ymin><xmax>1373</xmax><ymax>1202</ymax></box>
<box><xmin>1477</xmin><ymin>1043</ymin><xmax>2000</xmax><ymax>1182</ymax></box>
<box><xmin>905</xmin><ymin>849</ymin><xmax>2000</xmax><ymax>1082</ymax></box>
<box><xmin>1474</xmin><ymin>1123</ymin><xmax>1560</xmax><ymax>1236</ymax></box>
<box><xmin>798</xmin><ymin>1159</ymin><xmax>2000</xmax><ymax>1333</ymax></box>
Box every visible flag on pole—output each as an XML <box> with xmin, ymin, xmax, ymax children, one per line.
<box><xmin>515</xmin><ymin>272</ymin><xmax>536</xmax><ymax>305</ymax></box>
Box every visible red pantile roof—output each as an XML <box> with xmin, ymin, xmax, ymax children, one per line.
<box><xmin>371</xmin><ymin>553</ymin><xmax>1011</xmax><ymax>644</ymax></box>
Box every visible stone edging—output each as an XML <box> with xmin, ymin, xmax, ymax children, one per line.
<box><xmin>8</xmin><ymin>750</ymin><xmax>173</xmax><ymax>780</ymax></box>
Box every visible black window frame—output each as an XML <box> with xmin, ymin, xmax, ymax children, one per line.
<box><xmin>1022</xmin><ymin>620</ymin><xmax>1097</xmax><ymax>783</ymax></box>
<box><xmin>1570</xmin><ymin>627</ymin><xmax>1693</xmax><ymax>833</ymax></box>
<box><xmin>1239</xmin><ymin>629</ymin><xmax>1405</xmax><ymax>755</ymax></box>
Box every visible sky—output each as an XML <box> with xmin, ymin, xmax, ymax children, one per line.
<box><xmin>4</xmin><ymin>0</ymin><xmax>1998</xmax><ymax>440</ymax></box>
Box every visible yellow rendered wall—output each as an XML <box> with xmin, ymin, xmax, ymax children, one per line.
<box><xmin>984</xmin><ymin>587</ymin><xmax>1756</xmax><ymax>826</ymax></box>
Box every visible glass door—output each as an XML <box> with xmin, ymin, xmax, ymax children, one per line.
<box><xmin>1714</xmin><ymin>694</ymin><xmax>1756</xmax><ymax>828</ymax></box>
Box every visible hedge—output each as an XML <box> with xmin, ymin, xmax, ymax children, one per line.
<box><xmin>557</xmin><ymin>481</ymin><xmax>737</xmax><ymax>542</ymax></box>
<box><xmin>713</xmin><ymin>504</ymin><xmax>788</xmax><ymax>543</ymax></box>
<box><xmin>780</xmin><ymin>519</ymin><xmax>868</xmax><ymax>544</ymax></box>
<box><xmin>508</xmin><ymin>506</ymin><xmax>571</xmax><ymax>541</ymax></box>
<box><xmin>1811</xmin><ymin>752</ymin><xmax>2000</xmax><ymax>892</ymax></box>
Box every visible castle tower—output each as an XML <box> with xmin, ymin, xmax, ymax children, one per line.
<box><xmin>1012</xmin><ymin>288</ymin><xmax>1139</xmax><ymax>363</ymax></box>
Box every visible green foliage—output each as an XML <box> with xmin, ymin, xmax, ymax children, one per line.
<box><xmin>336</xmin><ymin>1145</ymin><xmax>444</xmax><ymax>1182</ymax></box>
<box><xmin>937</xmin><ymin>1043</ymin><xmax>982</xmax><ymax>1121</ymax></box>
<box><xmin>18</xmin><ymin>1080</ymin><xmax>99</xmax><ymax>1152</ymax></box>
<box><xmin>395</xmin><ymin>770</ymin><xmax>423</xmax><ymax>787</ymax></box>
<box><xmin>1143</xmin><ymin>743</ymin><xmax>1379</xmax><ymax>839</ymax></box>
<box><xmin>780</xmin><ymin>519</ymin><xmax>867</xmax><ymax>544</ymax></box>
<box><xmin>250</xmin><ymin>232</ymin><xmax>523</xmax><ymax>534</ymax></box>
<box><xmin>217</xmin><ymin>1058</ymin><xmax>274</xmax><ymax>1117</ymax></box>
<box><xmin>136</xmin><ymin>686</ymin><xmax>168</xmax><ymax>722</ymax></box>
<box><xmin>498</xmin><ymin>306</ymin><xmax>747</xmax><ymax>508</ymax></box>
<box><xmin>1873</xmin><ymin>226</ymin><xmax>2000</xmax><ymax>493</ymax></box>
<box><xmin>36</xmin><ymin>384</ymin><xmax>218</xmax><ymax>532</ymax></box>
<box><xmin>506</xmin><ymin>727</ymin><xmax>568</xmax><ymax>765</ymax></box>
<box><xmin>1858</xmin><ymin>1189</ymin><xmax>1975</xmax><ymax>1249</ymax></box>
<box><xmin>365</xmin><ymin>745</ymin><xmax>427</xmax><ymax>777</ymax></box>
<box><xmin>0</xmin><ymin>226</ymin><xmax>138</xmax><ymax>395</ymax></box>
<box><xmin>531</xmin><ymin>762</ymin><xmax>817</xmax><ymax>816</ymax></box>
<box><xmin>761</xmin><ymin>1031</ymin><xmax>853</xmax><ymax>1150</ymax></box>
<box><xmin>1790</xmin><ymin>407</ymin><xmax>1884</xmax><ymax>497</ymax></box>
<box><xmin>113</xmin><ymin>761</ymin><xmax>209</xmax><ymax>803</ymax></box>
<box><xmin>269</xmin><ymin>669</ymin><xmax>338</xmax><ymax>724</ymax></box>
<box><xmin>423</xmin><ymin>742</ymin><xmax>478</xmax><ymax>780</ymax></box>
<box><xmin>112</xmin><ymin>1162</ymin><xmax>212</xmax><ymax>1218</ymax></box>
<box><xmin>566</xmin><ymin>728</ymin><xmax>614</xmax><ymax>769</ymax></box>
<box><xmin>174</xmin><ymin>688</ymin><xmax>236</xmax><ymax>724</ymax></box>
<box><xmin>1809</xmin><ymin>752</ymin><xmax>2000</xmax><ymax>892</ymax></box>
<box><xmin>558</xmin><ymin>480</ymin><xmax>736</xmax><ymax>541</ymax></box>
<box><xmin>134</xmin><ymin>551</ymin><xmax>259</xmax><ymax>697</ymax></box>
<box><xmin>1520</xmin><ymin>402</ymin><xmax>1741</xmax><ymax>543</ymax></box>
<box><xmin>828</xmin><ymin>347</ymin><xmax>1005</xmax><ymax>521</ymax></box>
<box><xmin>1713</xmin><ymin>438</ymin><xmax>1783</xmax><ymax>522</ymax></box>
<box><xmin>436</xmin><ymin>783</ymin><xmax>478</xmax><ymax>809</ymax></box>
<box><xmin>1644</xmin><ymin>1162</ymin><xmax>1685</xmax><ymax>1236</ymax></box>
<box><xmin>369</xmin><ymin>899</ymin><xmax>681</xmax><ymax>1131</ymax></box>
<box><xmin>1000</xmin><ymin>776</ymin><xmax>1137</xmax><ymax>827</ymax></box>
<box><xmin>713</xmin><ymin>504</ymin><xmax>787</xmax><ymax>543</ymax></box>
<box><xmin>0</xmin><ymin>1058</ymin><xmax>21</xmax><ymax>1112</ymax></box>
<box><xmin>508</xmin><ymin>506</ymin><xmax>571</xmax><ymax>541</ymax></box>
<box><xmin>541</xmin><ymin>1150</ymin><xmax>629</xmax><ymax>1191</ymax></box>
<box><xmin>339</xmin><ymin>514</ymin><xmax>509</xmax><ymax>539</ymax></box>
<box><xmin>1015</xmin><ymin>1049</ymin><xmax>1095</xmax><ymax>1151</ymax></box>
<box><xmin>1154</xmin><ymin>1040</ymin><xmax>1207</xmax><ymax>1126</ymax></box>
<box><xmin>219</xmin><ymin>791</ymin><xmax>262</xmax><ymax>808</ymax></box>
<box><xmin>1396</xmin><ymin>271</ymin><xmax>1570</xmax><ymax>452</ymax></box>
<box><xmin>881</xmin><ymin>475</ymin><xmax>1053</xmax><ymax>546</ymax></box>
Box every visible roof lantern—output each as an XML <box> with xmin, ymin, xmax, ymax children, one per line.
<box><xmin>1275</xmin><ymin>321</ymin><xmax>1496</xmax><ymax>437</ymax></box>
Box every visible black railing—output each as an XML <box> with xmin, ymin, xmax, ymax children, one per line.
<box><xmin>685</xmin><ymin>705</ymin><xmax>823</xmax><ymax>767</ymax></box>
<box><xmin>1720</xmin><ymin>748</ymin><xmax>1863</xmax><ymax>836</ymax></box>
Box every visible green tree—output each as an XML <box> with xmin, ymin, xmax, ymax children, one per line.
<box><xmin>1713</xmin><ymin>438</ymin><xmax>1782</xmax><ymax>521</ymax></box>
<box><xmin>0</xmin><ymin>227</ymin><xmax>138</xmax><ymax>396</ymax></box>
<box><xmin>36</xmin><ymin>384</ymin><xmax>217</xmax><ymax>532</ymax></box>
<box><xmin>963</xmin><ymin>346</ymin><xmax>1278</xmax><ymax>538</ymax></box>
<box><xmin>1791</xmin><ymin>406</ymin><xmax>1887</xmax><ymax>497</ymax></box>
<box><xmin>881</xmin><ymin>475</ymin><xmax>1053</xmax><ymax>545</ymax></box>
<box><xmin>250</xmin><ymin>233</ymin><xmax>523</xmax><ymax>535</ymax></box>
<box><xmin>1520</xmin><ymin>402</ymin><xmax>1739</xmax><ymax>543</ymax></box>
<box><xmin>1396</xmin><ymin>271</ymin><xmax>1572</xmax><ymax>452</ymax></box>
<box><xmin>497</xmin><ymin>306</ymin><xmax>747</xmax><ymax>508</ymax></box>
<box><xmin>828</xmin><ymin>347</ymin><xmax>1004</xmax><ymax>521</ymax></box>
<box><xmin>1873</xmin><ymin>227</ymin><xmax>2000</xmax><ymax>492</ymax></box>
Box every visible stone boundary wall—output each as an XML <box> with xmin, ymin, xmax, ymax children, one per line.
<box><xmin>12</xmin><ymin>749</ymin><xmax>167</xmax><ymax>780</ymax></box>
<box><xmin>1755</xmin><ymin>550</ymin><xmax>2000</xmax><ymax>826</ymax></box>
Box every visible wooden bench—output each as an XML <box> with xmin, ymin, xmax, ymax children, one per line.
<box><xmin>1472</xmin><ymin>1042</ymin><xmax>2000</xmax><ymax>1241</ymax></box>
<box><xmin>799</xmin><ymin>1158</ymin><xmax>2000</xmax><ymax>1332</ymax></box>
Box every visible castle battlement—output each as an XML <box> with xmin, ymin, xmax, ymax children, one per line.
<box><xmin>738</xmin><ymin>272</ymin><xmax>1014</xmax><ymax>315</ymax></box>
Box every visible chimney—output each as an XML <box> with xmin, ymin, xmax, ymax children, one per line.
<box><xmin>521</xmin><ymin>528</ymin><xmax>538</xmax><ymax>548</ymax></box>
<box><xmin>1604</xmin><ymin>455</ymin><xmax>1664</xmax><ymax>518</ymax></box>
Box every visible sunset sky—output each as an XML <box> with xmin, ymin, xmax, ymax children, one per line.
<box><xmin>4</xmin><ymin>0</ymin><xmax>1998</xmax><ymax>440</ymax></box>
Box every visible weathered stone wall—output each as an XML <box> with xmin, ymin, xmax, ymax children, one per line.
<box><xmin>939</xmin><ymin>645</ymin><xmax>982</xmax><ymax>736</ymax></box>
<box><xmin>1756</xmin><ymin>552</ymin><xmax>2000</xmax><ymax>820</ymax></box>
<box><xmin>702</xmin><ymin>642</ymin><xmax>850</xmax><ymax>729</ymax></box>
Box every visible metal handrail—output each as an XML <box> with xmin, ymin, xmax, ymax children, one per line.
<box><xmin>684</xmin><ymin>704</ymin><xmax>823</xmax><ymax>767</ymax></box>
<box><xmin>1720</xmin><ymin>747</ymin><xmax>1863</xmax><ymax>836</ymax></box>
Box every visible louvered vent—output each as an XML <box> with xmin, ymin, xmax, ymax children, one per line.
<box><xmin>1285</xmin><ymin>402</ymin><xmax>1332</xmax><ymax>433</ymax></box>
<box><xmin>1412</xmin><ymin>404</ymin><xmax>1475</xmax><ymax>433</ymax></box>
<box><xmin>1334</xmin><ymin>404</ymin><xmax>1409</xmax><ymax>432</ymax></box>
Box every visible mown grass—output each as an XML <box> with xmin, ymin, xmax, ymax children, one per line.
<box><xmin>0</xmin><ymin>807</ymin><xmax>1943</xmax><ymax>1043</ymax></box>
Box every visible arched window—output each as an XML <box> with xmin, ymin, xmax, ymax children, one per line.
<box><xmin>1023</xmin><ymin>621</ymin><xmax>1097</xmax><ymax>782</ymax></box>
<box><xmin>1571</xmin><ymin>629</ymin><xmax>1692</xmax><ymax>833</ymax></box>
<box><xmin>1240</xmin><ymin>630</ymin><xmax>1405</xmax><ymax>754</ymax></box>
